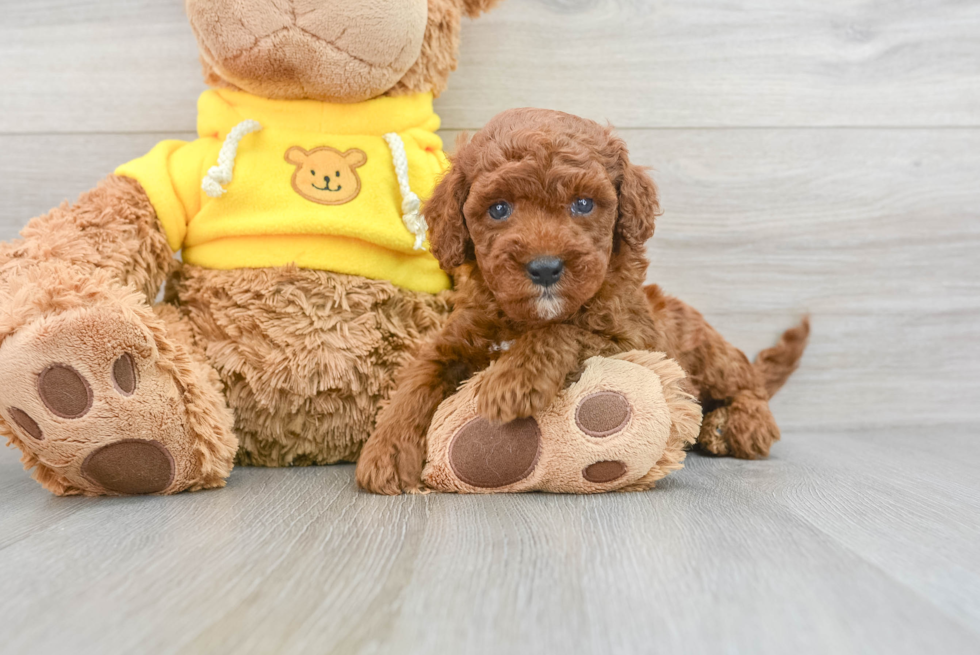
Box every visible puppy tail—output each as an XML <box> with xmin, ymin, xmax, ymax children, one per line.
<box><xmin>754</xmin><ymin>316</ymin><xmax>810</xmax><ymax>399</ymax></box>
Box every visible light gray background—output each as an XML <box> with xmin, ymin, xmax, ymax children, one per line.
<box><xmin>0</xmin><ymin>1</ymin><xmax>977</xmax><ymax>653</ymax></box>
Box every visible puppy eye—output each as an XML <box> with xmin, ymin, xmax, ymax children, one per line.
<box><xmin>571</xmin><ymin>198</ymin><xmax>594</xmax><ymax>216</ymax></box>
<box><xmin>311</xmin><ymin>170</ymin><xmax>316</xmax><ymax>176</ymax></box>
<box><xmin>488</xmin><ymin>201</ymin><xmax>513</xmax><ymax>221</ymax></box>
<box><xmin>336</xmin><ymin>171</ymin><xmax>341</xmax><ymax>178</ymax></box>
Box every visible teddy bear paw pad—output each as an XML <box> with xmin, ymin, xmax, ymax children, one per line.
<box><xmin>575</xmin><ymin>391</ymin><xmax>631</xmax><ymax>437</ymax></box>
<box><xmin>8</xmin><ymin>407</ymin><xmax>43</xmax><ymax>440</ymax></box>
<box><xmin>81</xmin><ymin>439</ymin><xmax>175</xmax><ymax>495</ymax></box>
<box><xmin>37</xmin><ymin>364</ymin><xmax>93</xmax><ymax>418</ymax></box>
<box><xmin>574</xmin><ymin>391</ymin><xmax>632</xmax><ymax>483</ymax></box>
<box><xmin>582</xmin><ymin>460</ymin><xmax>628</xmax><ymax>484</ymax></box>
<box><xmin>448</xmin><ymin>417</ymin><xmax>541</xmax><ymax>489</ymax></box>
<box><xmin>423</xmin><ymin>354</ymin><xmax>700</xmax><ymax>494</ymax></box>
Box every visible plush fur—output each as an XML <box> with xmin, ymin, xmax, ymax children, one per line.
<box><xmin>356</xmin><ymin>108</ymin><xmax>809</xmax><ymax>494</ymax></box>
<box><xmin>0</xmin><ymin>175</ymin><xmax>176</xmax><ymax>301</ymax></box>
<box><xmin>172</xmin><ymin>265</ymin><xmax>449</xmax><ymax>467</ymax></box>
<box><xmin>189</xmin><ymin>0</ymin><xmax>503</xmax><ymax>102</ymax></box>
<box><xmin>0</xmin><ymin>0</ymin><xmax>502</xmax><ymax>495</ymax></box>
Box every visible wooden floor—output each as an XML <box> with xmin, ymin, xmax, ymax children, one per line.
<box><xmin>2</xmin><ymin>429</ymin><xmax>979</xmax><ymax>654</ymax></box>
<box><xmin>1</xmin><ymin>1</ymin><xmax>978</xmax><ymax>653</ymax></box>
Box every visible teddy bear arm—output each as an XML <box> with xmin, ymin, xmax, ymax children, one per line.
<box><xmin>6</xmin><ymin>175</ymin><xmax>177</xmax><ymax>302</ymax></box>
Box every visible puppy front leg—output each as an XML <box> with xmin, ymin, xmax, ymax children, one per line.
<box><xmin>474</xmin><ymin>325</ymin><xmax>594</xmax><ymax>424</ymax></box>
<box><xmin>356</xmin><ymin>339</ymin><xmax>480</xmax><ymax>495</ymax></box>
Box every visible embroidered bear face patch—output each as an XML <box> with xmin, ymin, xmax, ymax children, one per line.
<box><xmin>285</xmin><ymin>146</ymin><xmax>367</xmax><ymax>206</ymax></box>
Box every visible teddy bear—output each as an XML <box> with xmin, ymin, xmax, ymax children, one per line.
<box><xmin>0</xmin><ymin>0</ymin><xmax>505</xmax><ymax>496</ymax></box>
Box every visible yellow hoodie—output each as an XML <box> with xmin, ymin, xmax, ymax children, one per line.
<box><xmin>116</xmin><ymin>89</ymin><xmax>451</xmax><ymax>293</ymax></box>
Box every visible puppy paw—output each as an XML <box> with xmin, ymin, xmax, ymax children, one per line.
<box><xmin>356</xmin><ymin>436</ymin><xmax>425</xmax><ymax>495</ymax></box>
<box><xmin>700</xmin><ymin>392</ymin><xmax>779</xmax><ymax>459</ymax></box>
<box><xmin>472</xmin><ymin>363</ymin><xmax>558</xmax><ymax>424</ymax></box>
<box><xmin>697</xmin><ymin>407</ymin><xmax>731</xmax><ymax>457</ymax></box>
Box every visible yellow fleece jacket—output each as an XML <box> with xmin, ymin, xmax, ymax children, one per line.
<box><xmin>116</xmin><ymin>89</ymin><xmax>451</xmax><ymax>293</ymax></box>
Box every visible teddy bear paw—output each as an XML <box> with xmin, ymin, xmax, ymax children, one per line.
<box><xmin>423</xmin><ymin>353</ymin><xmax>701</xmax><ymax>494</ymax></box>
<box><xmin>0</xmin><ymin>306</ymin><xmax>222</xmax><ymax>495</ymax></box>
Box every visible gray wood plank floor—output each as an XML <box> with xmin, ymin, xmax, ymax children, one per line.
<box><xmin>1</xmin><ymin>0</ymin><xmax>978</xmax><ymax>653</ymax></box>
<box><xmin>2</xmin><ymin>430</ymin><xmax>979</xmax><ymax>655</ymax></box>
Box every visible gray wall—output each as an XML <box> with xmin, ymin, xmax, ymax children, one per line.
<box><xmin>2</xmin><ymin>0</ymin><xmax>977</xmax><ymax>432</ymax></box>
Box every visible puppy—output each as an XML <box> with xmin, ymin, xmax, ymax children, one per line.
<box><xmin>356</xmin><ymin>108</ymin><xmax>809</xmax><ymax>494</ymax></box>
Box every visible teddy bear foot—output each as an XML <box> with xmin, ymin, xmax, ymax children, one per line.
<box><xmin>422</xmin><ymin>351</ymin><xmax>702</xmax><ymax>494</ymax></box>
<box><xmin>0</xmin><ymin>304</ymin><xmax>237</xmax><ymax>496</ymax></box>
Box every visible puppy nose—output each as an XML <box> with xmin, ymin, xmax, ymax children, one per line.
<box><xmin>525</xmin><ymin>257</ymin><xmax>565</xmax><ymax>287</ymax></box>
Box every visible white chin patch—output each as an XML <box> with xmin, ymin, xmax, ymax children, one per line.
<box><xmin>535</xmin><ymin>293</ymin><xmax>564</xmax><ymax>321</ymax></box>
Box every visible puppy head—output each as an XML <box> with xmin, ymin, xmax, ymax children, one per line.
<box><xmin>427</xmin><ymin>108</ymin><xmax>660</xmax><ymax>325</ymax></box>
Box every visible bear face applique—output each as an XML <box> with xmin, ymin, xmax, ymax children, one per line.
<box><xmin>285</xmin><ymin>146</ymin><xmax>367</xmax><ymax>206</ymax></box>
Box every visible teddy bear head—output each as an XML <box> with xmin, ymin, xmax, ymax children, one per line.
<box><xmin>185</xmin><ymin>0</ymin><xmax>503</xmax><ymax>103</ymax></box>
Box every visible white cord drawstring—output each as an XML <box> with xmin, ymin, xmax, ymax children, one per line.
<box><xmin>202</xmin><ymin>119</ymin><xmax>263</xmax><ymax>198</ymax></box>
<box><xmin>383</xmin><ymin>132</ymin><xmax>428</xmax><ymax>251</ymax></box>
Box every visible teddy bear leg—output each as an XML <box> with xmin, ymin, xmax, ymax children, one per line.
<box><xmin>0</xmin><ymin>265</ymin><xmax>236</xmax><ymax>496</ymax></box>
<box><xmin>422</xmin><ymin>351</ymin><xmax>701</xmax><ymax>494</ymax></box>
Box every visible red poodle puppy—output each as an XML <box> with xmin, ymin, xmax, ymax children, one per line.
<box><xmin>357</xmin><ymin>108</ymin><xmax>808</xmax><ymax>494</ymax></box>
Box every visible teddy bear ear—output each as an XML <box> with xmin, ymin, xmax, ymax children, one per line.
<box><xmin>343</xmin><ymin>149</ymin><xmax>368</xmax><ymax>169</ymax></box>
<box><xmin>284</xmin><ymin>146</ymin><xmax>308</xmax><ymax>166</ymax></box>
<box><xmin>459</xmin><ymin>0</ymin><xmax>505</xmax><ymax>18</ymax></box>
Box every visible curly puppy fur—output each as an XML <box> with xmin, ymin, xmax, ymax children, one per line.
<box><xmin>357</xmin><ymin>108</ymin><xmax>809</xmax><ymax>494</ymax></box>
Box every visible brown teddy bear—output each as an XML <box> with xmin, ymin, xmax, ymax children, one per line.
<box><xmin>0</xmin><ymin>0</ymin><xmax>504</xmax><ymax>496</ymax></box>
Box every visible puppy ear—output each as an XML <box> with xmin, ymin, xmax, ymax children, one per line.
<box><xmin>426</xmin><ymin>137</ymin><xmax>473</xmax><ymax>271</ymax></box>
<box><xmin>615</xmin><ymin>147</ymin><xmax>661</xmax><ymax>251</ymax></box>
<box><xmin>459</xmin><ymin>0</ymin><xmax>504</xmax><ymax>18</ymax></box>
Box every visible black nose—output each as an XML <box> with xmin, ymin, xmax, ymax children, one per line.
<box><xmin>525</xmin><ymin>257</ymin><xmax>565</xmax><ymax>287</ymax></box>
